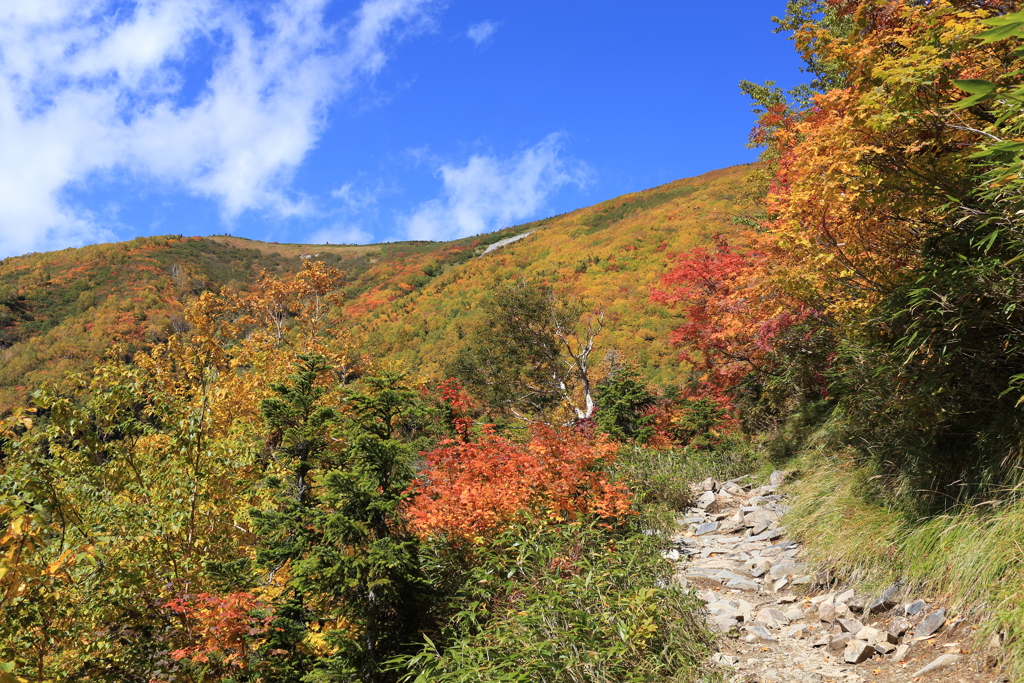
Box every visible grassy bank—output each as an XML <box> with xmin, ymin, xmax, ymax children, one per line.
<box><xmin>781</xmin><ymin>443</ymin><xmax>1024</xmax><ymax>678</ymax></box>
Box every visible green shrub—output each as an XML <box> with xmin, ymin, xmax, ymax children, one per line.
<box><xmin>595</xmin><ymin>369</ymin><xmax>657</xmax><ymax>443</ymax></box>
<box><xmin>393</xmin><ymin>522</ymin><xmax>715</xmax><ymax>683</ymax></box>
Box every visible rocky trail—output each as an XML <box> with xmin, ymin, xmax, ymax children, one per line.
<box><xmin>667</xmin><ymin>474</ymin><xmax>1006</xmax><ymax>683</ymax></box>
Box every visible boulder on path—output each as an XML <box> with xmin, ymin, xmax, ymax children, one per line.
<box><xmin>696</xmin><ymin>491</ymin><xmax>717</xmax><ymax>509</ymax></box>
<box><xmin>769</xmin><ymin>470</ymin><xmax>788</xmax><ymax>486</ymax></box>
<box><xmin>818</xmin><ymin>602</ymin><xmax>836</xmax><ymax>622</ymax></box>
<box><xmin>700</xmin><ymin>477</ymin><xmax>717</xmax><ymax>491</ymax></box>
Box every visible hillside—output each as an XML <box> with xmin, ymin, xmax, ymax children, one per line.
<box><xmin>0</xmin><ymin>163</ymin><xmax>753</xmax><ymax>413</ymax></box>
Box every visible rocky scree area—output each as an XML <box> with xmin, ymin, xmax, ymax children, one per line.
<box><xmin>665</xmin><ymin>473</ymin><xmax>1008</xmax><ymax>683</ymax></box>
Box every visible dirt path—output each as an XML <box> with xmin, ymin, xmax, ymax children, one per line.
<box><xmin>667</xmin><ymin>474</ymin><xmax>1005</xmax><ymax>683</ymax></box>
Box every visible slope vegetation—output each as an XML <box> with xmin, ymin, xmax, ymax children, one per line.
<box><xmin>0</xmin><ymin>163</ymin><xmax>752</xmax><ymax>413</ymax></box>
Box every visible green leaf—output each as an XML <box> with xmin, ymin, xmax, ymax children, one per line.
<box><xmin>952</xmin><ymin>79</ymin><xmax>997</xmax><ymax>95</ymax></box>
<box><xmin>948</xmin><ymin>92</ymin><xmax>996</xmax><ymax>110</ymax></box>
<box><xmin>976</xmin><ymin>21</ymin><xmax>1024</xmax><ymax>44</ymax></box>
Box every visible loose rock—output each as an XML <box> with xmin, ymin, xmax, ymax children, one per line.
<box><xmin>868</xmin><ymin>582</ymin><xmax>900</xmax><ymax>614</ymax></box>
<box><xmin>913</xmin><ymin>608</ymin><xmax>946</xmax><ymax>639</ymax></box>
<box><xmin>904</xmin><ymin>599</ymin><xmax>927</xmax><ymax>616</ymax></box>
<box><xmin>695</xmin><ymin>521</ymin><xmax>719</xmax><ymax>536</ymax></box>
<box><xmin>843</xmin><ymin>639</ymin><xmax>875</xmax><ymax>664</ymax></box>
<box><xmin>711</xmin><ymin>652</ymin><xmax>740</xmax><ymax>666</ymax></box>
<box><xmin>838</xmin><ymin>618</ymin><xmax>865</xmax><ymax>634</ymax></box>
<box><xmin>911</xmin><ymin>653</ymin><xmax>961</xmax><ymax>677</ymax></box>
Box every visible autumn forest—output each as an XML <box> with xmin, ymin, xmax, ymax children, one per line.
<box><xmin>5</xmin><ymin>1</ymin><xmax>1024</xmax><ymax>681</ymax></box>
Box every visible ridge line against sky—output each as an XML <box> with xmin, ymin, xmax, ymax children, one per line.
<box><xmin>0</xmin><ymin>1</ymin><xmax>804</xmax><ymax>259</ymax></box>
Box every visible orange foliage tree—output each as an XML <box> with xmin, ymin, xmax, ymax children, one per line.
<box><xmin>405</xmin><ymin>424</ymin><xmax>633</xmax><ymax>542</ymax></box>
<box><xmin>166</xmin><ymin>592</ymin><xmax>272</xmax><ymax>670</ymax></box>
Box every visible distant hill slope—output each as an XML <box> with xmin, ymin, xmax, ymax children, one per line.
<box><xmin>0</xmin><ymin>164</ymin><xmax>753</xmax><ymax>412</ymax></box>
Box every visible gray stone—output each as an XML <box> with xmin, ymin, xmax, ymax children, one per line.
<box><xmin>769</xmin><ymin>470</ymin><xmax>788</xmax><ymax>486</ymax></box>
<box><xmin>838</xmin><ymin>618</ymin><xmax>864</xmax><ymax>634</ymax></box>
<box><xmin>772</xmin><ymin>577</ymin><xmax>788</xmax><ymax>592</ymax></box>
<box><xmin>873</xmin><ymin>640</ymin><xmax>897</xmax><ymax>655</ymax></box>
<box><xmin>756</xmin><ymin>607</ymin><xmax>790</xmax><ymax>629</ymax></box>
<box><xmin>786</xmin><ymin>624</ymin><xmax>809</xmax><ymax>639</ymax></box>
<box><xmin>843</xmin><ymin>639</ymin><xmax>876</xmax><ymax>664</ymax></box>
<box><xmin>868</xmin><ymin>583</ymin><xmax>901</xmax><ymax>614</ymax></box>
<box><xmin>700</xmin><ymin>477</ymin><xmax>717</xmax><ymax>491</ymax></box>
<box><xmin>835</xmin><ymin>589</ymin><xmax>855</xmax><ymax>604</ymax></box>
<box><xmin>747</xmin><ymin>528</ymin><xmax>785</xmax><ymax>543</ymax></box>
<box><xmin>791</xmin><ymin>574</ymin><xmax>814</xmax><ymax>585</ymax></box>
<box><xmin>711</xmin><ymin>616</ymin><xmax>739</xmax><ymax>633</ymax></box>
<box><xmin>911</xmin><ymin>653</ymin><xmax>960</xmax><ymax>677</ymax></box>
<box><xmin>769</xmin><ymin>563</ymin><xmax>805</xmax><ymax>579</ymax></box>
<box><xmin>854</xmin><ymin>626</ymin><xmax>896</xmax><ymax>646</ymax></box>
<box><xmin>892</xmin><ymin>643</ymin><xmax>912</xmax><ymax>661</ymax></box>
<box><xmin>695</xmin><ymin>521</ymin><xmax>719</xmax><ymax>536</ymax></box>
<box><xmin>912</xmin><ymin>608</ymin><xmax>946</xmax><ymax>639</ymax></box>
<box><xmin>904</xmin><ymin>599</ymin><xmax>927</xmax><ymax>616</ymax></box>
<box><xmin>745</xmin><ymin>624</ymin><xmax>777</xmax><ymax>643</ymax></box>
<box><xmin>707</xmin><ymin>600</ymin><xmax>743</xmax><ymax>620</ymax></box>
<box><xmin>834</xmin><ymin>603</ymin><xmax>852</xmax><ymax>619</ymax></box>
<box><xmin>711</xmin><ymin>652</ymin><xmax>740</xmax><ymax>666</ymax></box>
<box><xmin>847</xmin><ymin>596</ymin><xmax>866</xmax><ymax>611</ymax></box>
<box><xmin>887</xmin><ymin>616</ymin><xmax>911</xmax><ymax>639</ymax></box>
<box><xmin>696</xmin><ymin>491</ymin><xmax>717</xmax><ymax>509</ymax></box>
<box><xmin>818</xmin><ymin>602</ymin><xmax>836</xmax><ymax>622</ymax></box>
<box><xmin>749</xmin><ymin>560</ymin><xmax>771</xmax><ymax>578</ymax></box>
<box><xmin>726</xmin><ymin>577</ymin><xmax>761</xmax><ymax>592</ymax></box>
<box><xmin>783</xmin><ymin>607</ymin><xmax>804</xmax><ymax>621</ymax></box>
<box><xmin>810</xmin><ymin>633</ymin><xmax>832</xmax><ymax>648</ymax></box>
<box><xmin>828</xmin><ymin>632</ymin><xmax>854</xmax><ymax>653</ymax></box>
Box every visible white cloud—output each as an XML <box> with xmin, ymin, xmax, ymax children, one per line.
<box><xmin>403</xmin><ymin>133</ymin><xmax>591</xmax><ymax>242</ymax></box>
<box><xmin>0</xmin><ymin>0</ymin><xmax>438</xmax><ymax>258</ymax></box>
<box><xmin>466</xmin><ymin>20</ymin><xmax>497</xmax><ymax>47</ymax></box>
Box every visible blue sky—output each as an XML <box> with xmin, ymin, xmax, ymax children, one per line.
<box><xmin>0</xmin><ymin>1</ymin><xmax>805</xmax><ymax>258</ymax></box>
